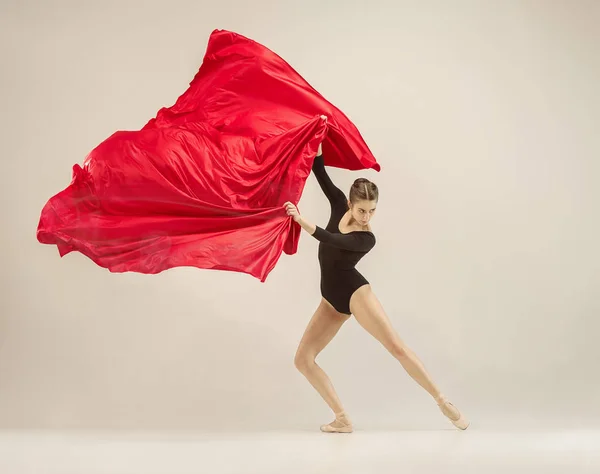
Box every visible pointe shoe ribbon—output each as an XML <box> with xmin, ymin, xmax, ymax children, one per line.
<box><xmin>320</xmin><ymin>411</ymin><xmax>354</xmax><ymax>433</ymax></box>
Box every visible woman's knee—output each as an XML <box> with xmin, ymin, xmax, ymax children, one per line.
<box><xmin>389</xmin><ymin>342</ymin><xmax>408</xmax><ymax>359</ymax></box>
<box><xmin>294</xmin><ymin>351</ymin><xmax>316</xmax><ymax>372</ymax></box>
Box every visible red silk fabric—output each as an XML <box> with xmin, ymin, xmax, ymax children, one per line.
<box><xmin>37</xmin><ymin>29</ymin><xmax>380</xmax><ymax>282</ymax></box>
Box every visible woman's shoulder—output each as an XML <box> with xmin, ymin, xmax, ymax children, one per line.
<box><xmin>351</xmin><ymin>229</ymin><xmax>376</xmax><ymax>244</ymax></box>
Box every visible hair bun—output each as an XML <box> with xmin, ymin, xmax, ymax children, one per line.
<box><xmin>349</xmin><ymin>177</ymin><xmax>379</xmax><ymax>203</ymax></box>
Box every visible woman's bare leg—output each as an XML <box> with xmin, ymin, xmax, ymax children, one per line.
<box><xmin>350</xmin><ymin>285</ymin><xmax>469</xmax><ymax>428</ymax></box>
<box><xmin>294</xmin><ymin>298</ymin><xmax>353</xmax><ymax>430</ymax></box>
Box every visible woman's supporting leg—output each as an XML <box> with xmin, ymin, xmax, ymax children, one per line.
<box><xmin>294</xmin><ymin>298</ymin><xmax>353</xmax><ymax>431</ymax></box>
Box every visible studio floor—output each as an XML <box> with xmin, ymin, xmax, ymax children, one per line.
<box><xmin>1</xmin><ymin>428</ymin><xmax>598</xmax><ymax>473</ymax></box>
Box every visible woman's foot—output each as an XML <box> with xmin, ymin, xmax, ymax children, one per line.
<box><xmin>320</xmin><ymin>411</ymin><xmax>354</xmax><ymax>433</ymax></box>
<box><xmin>435</xmin><ymin>394</ymin><xmax>470</xmax><ymax>430</ymax></box>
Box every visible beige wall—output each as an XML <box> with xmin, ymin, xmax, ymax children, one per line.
<box><xmin>1</xmin><ymin>0</ymin><xmax>599</xmax><ymax>431</ymax></box>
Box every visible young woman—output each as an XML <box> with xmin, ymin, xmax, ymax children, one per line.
<box><xmin>283</xmin><ymin>142</ymin><xmax>469</xmax><ymax>433</ymax></box>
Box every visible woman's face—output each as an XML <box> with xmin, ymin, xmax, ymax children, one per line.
<box><xmin>349</xmin><ymin>199</ymin><xmax>377</xmax><ymax>226</ymax></box>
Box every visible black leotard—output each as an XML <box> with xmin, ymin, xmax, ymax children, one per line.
<box><xmin>310</xmin><ymin>154</ymin><xmax>376</xmax><ymax>315</ymax></box>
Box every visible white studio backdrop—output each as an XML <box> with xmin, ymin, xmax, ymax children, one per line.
<box><xmin>0</xmin><ymin>0</ymin><xmax>598</xmax><ymax>431</ymax></box>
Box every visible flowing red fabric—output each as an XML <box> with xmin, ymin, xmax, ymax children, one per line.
<box><xmin>37</xmin><ymin>29</ymin><xmax>380</xmax><ymax>282</ymax></box>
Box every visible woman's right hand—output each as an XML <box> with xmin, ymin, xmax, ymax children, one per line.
<box><xmin>318</xmin><ymin>115</ymin><xmax>327</xmax><ymax>156</ymax></box>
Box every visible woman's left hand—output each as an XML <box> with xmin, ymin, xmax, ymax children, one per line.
<box><xmin>283</xmin><ymin>201</ymin><xmax>301</xmax><ymax>223</ymax></box>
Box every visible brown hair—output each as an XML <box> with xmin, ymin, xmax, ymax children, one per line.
<box><xmin>349</xmin><ymin>178</ymin><xmax>379</xmax><ymax>205</ymax></box>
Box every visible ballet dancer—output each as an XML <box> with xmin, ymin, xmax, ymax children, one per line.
<box><xmin>284</xmin><ymin>137</ymin><xmax>469</xmax><ymax>433</ymax></box>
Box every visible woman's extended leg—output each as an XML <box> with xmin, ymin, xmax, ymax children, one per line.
<box><xmin>349</xmin><ymin>284</ymin><xmax>469</xmax><ymax>429</ymax></box>
<box><xmin>294</xmin><ymin>298</ymin><xmax>354</xmax><ymax>432</ymax></box>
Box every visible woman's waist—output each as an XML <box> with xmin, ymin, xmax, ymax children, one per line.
<box><xmin>319</xmin><ymin>264</ymin><xmax>361</xmax><ymax>274</ymax></box>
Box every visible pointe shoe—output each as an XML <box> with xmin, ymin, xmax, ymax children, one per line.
<box><xmin>435</xmin><ymin>394</ymin><xmax>470</xmax><ymax>430</ymax></box>
<box><xmin>320</xmin><ymin>411</ymin><xmax>354</xmax><ymax>433</ymax></box>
